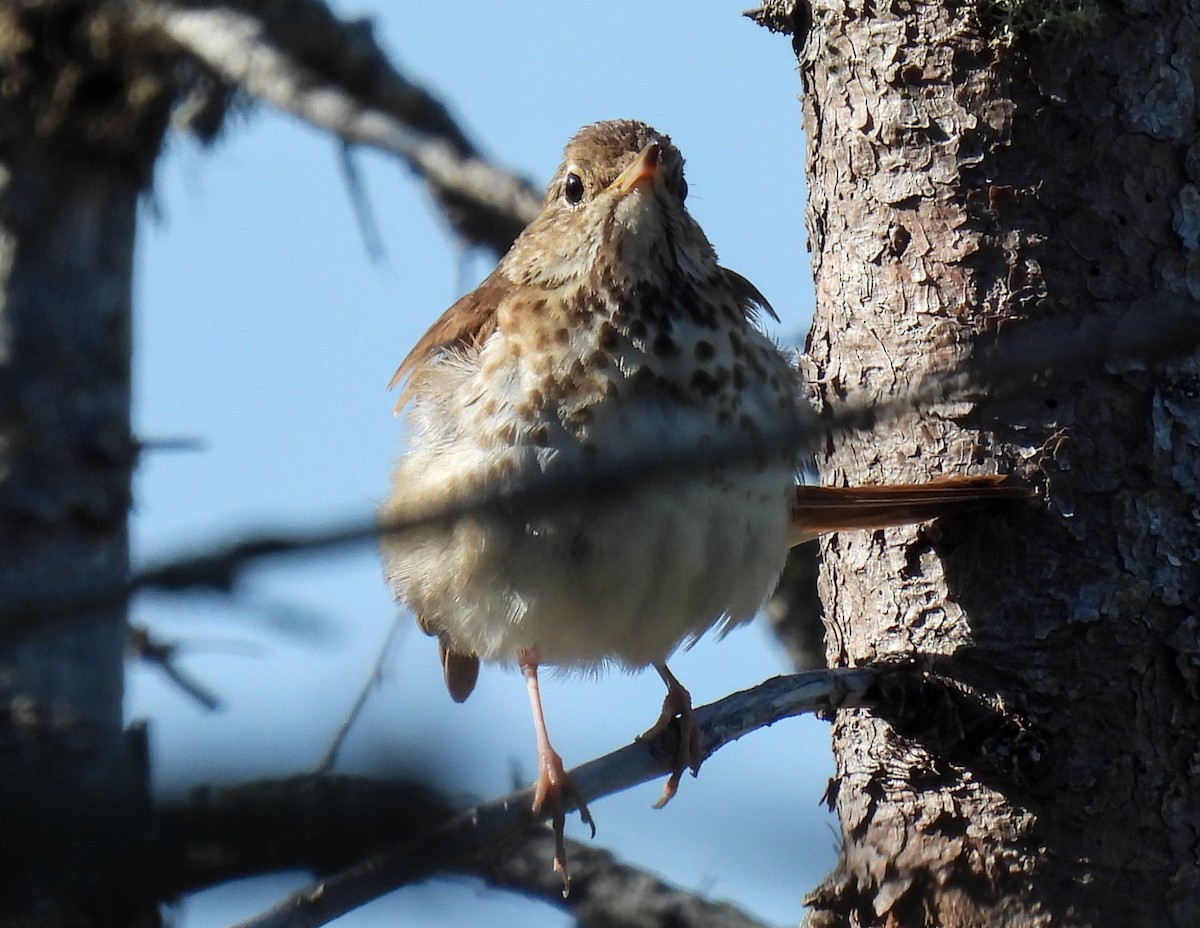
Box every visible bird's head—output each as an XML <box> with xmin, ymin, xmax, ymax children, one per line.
<box><xmin>504</xmin><ymin>120</ymin><xmax>718</xmax><ymax>292</ymax></box>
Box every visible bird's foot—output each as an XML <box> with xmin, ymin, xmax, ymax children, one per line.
<box><xmin>638</xmin><ymin>682</ymin><xmax>703</xmax><ymax>809</ymax></box>
<box><xmin>531</xmin><ymin>744</ymin><xmax>595</xmax><ymax>886</ymax></box>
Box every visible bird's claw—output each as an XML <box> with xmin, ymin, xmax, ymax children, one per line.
<box><xmin>531</xmin><ymin>746</ymin><xmax>595</xmax><ymax>889</ymax></box>
<box><xmin>638</xmin><ymin>685</ymin><xmax>703</xmax><ymax>808</ymax></box>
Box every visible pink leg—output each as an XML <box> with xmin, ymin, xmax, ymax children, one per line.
<box><xmin>519</xmin><ymin>651</ymin><xmax>594</xmax><ymax>880</ymax></box>
<box><xmin>639</xmin><ymin>661</ymin><xmax>704</xmax><ymax>808</ymax></box>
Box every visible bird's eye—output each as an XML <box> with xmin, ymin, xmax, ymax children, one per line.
<box><xmin>679</xmin><ymin>176</ymin><xmax>689</xmax><ymax>203</ymax></box>
<box><xmin>564</xmin><ymin>172</ymin><xmax>585</xmax><ymax>204</ymax></box>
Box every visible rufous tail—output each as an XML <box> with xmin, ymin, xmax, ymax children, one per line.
<box><xmin>790</xmin><ymin>475</ymin><xmax>1033</xmax><ymax>546</ymax></box>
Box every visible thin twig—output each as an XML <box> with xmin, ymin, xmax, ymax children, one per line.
<box><xmin>229</xmin><ymin>667</ymin><xmax>878</xmax><ymax>928</ymax></box>
<box><xmin>127</xmin><ymin>625</ymin><xmax>223</xmax><ymax>711</ymax></box>
<box><xmin>337</xmin><ymin>143</ymin><xmax>386</xmax><ymax>264</ymax></box>
<box><xmin>314</xmin><ymin>612</ymin><xmax>405</xmax><ymax>773</ymax></box>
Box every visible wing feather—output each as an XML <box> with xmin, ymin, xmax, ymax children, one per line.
<box><xmin>722</xmin><ymin>266</ymin><xmax>779</xmax><ymax>324</ymax></box>
<box><xmin>388</xmin><ymin>272</ymin><xmax>509</xmax><ymax>412</ymax></box>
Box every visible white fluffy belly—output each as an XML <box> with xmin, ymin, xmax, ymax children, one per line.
<box><xmin>383</xmin><ymin>413</ymin><xmax>794</xmax><ymax>670</ymax></box>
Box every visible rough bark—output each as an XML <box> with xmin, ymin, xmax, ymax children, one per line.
<box><xmin>795</xmin><ymin>1</ymin><xmax>1200</xmax><ymax>926</ymax></box>
<box><xmin>0</xmin><ymin>127</ymin><xmax>150</xmax><ymax>926</ymax></box>
<box><xmin>0</xmin><ymin>2</ymin><xmax>175</xmax><ymax>923</ymax></box>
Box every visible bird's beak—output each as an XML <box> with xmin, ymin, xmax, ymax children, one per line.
<box><xmin>610</xmin><ymin>141</ymin><xmax>662</xmax><ymax>194</ymax></box>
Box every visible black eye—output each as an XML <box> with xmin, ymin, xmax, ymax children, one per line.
<box><xmin>564</xmin><ymin>172</ymin><xmax>585</xmax><ymax>204</ymax></box>
<box><xmin>679</xmin><ymin>176</ymin><xmax>689</xmax><ymax>203</ymax></box>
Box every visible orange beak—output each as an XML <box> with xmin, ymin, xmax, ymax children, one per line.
<box><xmin>610</xmin><ymin>141</ymin><xmax>662</xmax><ymax>193</ymax></box>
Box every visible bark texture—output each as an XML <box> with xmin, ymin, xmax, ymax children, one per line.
<box><xmin>797</xmin><ymin>1</ymin><xmax>1200</xmax><ymax>925</ymax></box>
<box><xmin>0</xmin><ymin>2</ymin><xmax>175</xmax><ymax>923</ymax></box>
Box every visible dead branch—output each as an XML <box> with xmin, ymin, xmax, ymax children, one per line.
<box><xmin>227</xmin><ymin>668</ymin><xmax>877</xmax><ymax>928</ymax></box>
<box><xmin>136</xmin><ymin>0</ymin><xmax>542</xmax><ymax>254</ymax></box>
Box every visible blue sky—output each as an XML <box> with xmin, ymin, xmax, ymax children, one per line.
<box><xmin>130</xmin><ymin>3</ymin><xmax>832</xmax><ymax>924</ymax></box>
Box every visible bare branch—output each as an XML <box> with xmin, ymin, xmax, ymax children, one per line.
<box><xmin>127</xmin><ymin>624</ymin><xmax>223</xmax><ymax>711</ymax></box>
<box><xmin>471</xmin><ymin>831</ymin><xmax>776</xmax><ymax>928</ymax></box>
<box><xmin>137</xmin><ymin>0</ymin><xmax>541</xmax><ymax>254</ymax></box>
<box><xmin>337</xmin><ymin>144</ymin><xmax>387</xmax><ymax>263</ymax></box>
<box><xmin>228</xmin><ymin>668</ymin><xmax>877</xmax><ymax>928</ymax></box>
<box><xmin>151</xmin><ymin>771</ymin><xmax>775</xmax><ymax>928</ymax></box>
<box><xmin>314</xmin><ymin>612</ymin><xmax>404</xmax><ymax>774</ymax></box>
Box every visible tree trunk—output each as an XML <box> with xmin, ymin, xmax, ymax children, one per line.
<box><xmin>0</xmin><ymin>140</ymin><xmax>150</xmax><ymax>926</ymax></box>
<box><xmin>0</xmin><ymin>2</ymin><xmax>173</xmax><ymax>922</ymax></box>
<box><xmin>797</xmin><ymin>1</ymin><xmax>1200</xmax><ymax>925</ymax></box>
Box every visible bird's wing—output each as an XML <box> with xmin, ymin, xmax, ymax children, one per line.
<box><xmin>413</xmin><ymin>611</ymin><xmax>481</xmax><ymax>703</ymax></box>
<box><xmin>388</xmin><ymin>271</ymin><xmax>508</xmax><ymax>412</ymax></box>
<box><xmin>721</xmin><ymin>266</ymin><xmax>780</xmax><ymax>323</ymax></box>
<box><xmin>438</xmin><ymin>639</ymin><xmax>481</xmax><ymax>703</ymax></box>
<box><xmin>790</xmin><ymin>475</ymin><xmax>1033</xmax><ymax>546</ymax></box>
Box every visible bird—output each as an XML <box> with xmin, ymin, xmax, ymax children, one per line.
<box><xmin>380</xmin><ymin>119</ymin><xmax>1029</xmax><ymax>876</ymax></box>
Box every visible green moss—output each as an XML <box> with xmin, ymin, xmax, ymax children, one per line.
<box><xmin>980</xmin><ymin>0</ymin><xmax>1102</xmax><ymax>46</ymax></box>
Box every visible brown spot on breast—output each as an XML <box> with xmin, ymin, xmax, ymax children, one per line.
<box><xmin>630</xmin><ymin>366</ymin><xmax>679</xmax><ymax>397</ymax></box>
<box><xmin>652</xmin><ymin>333</ymin><xmax>677</xmax><ymax>357</ymax></box>
<box><xmin>555</xmin><ymin>327</ymin><xmax>570</xmax><ymax>345</ymax></box>
<box><xmin>586</xmin><ymin>349</ymin><xmax>610</xmax><ymax>370</ymax></box>
<box><xmin>629</xmin><ymin>318</ymin><xmax>648</xmax><ymax>341</ymax></box>
<box><xmin>690</xmin><ymin>301</ymin><xmax>718</xmax><ymax>328</ymax></box>
<box><xmin>732</xmin><ymin>365</ymin><xmax>746</xmax><ymax>389</ymax></box>
<box><xmin>598</xmin><ymin>322</ymin><xmax>619</xmax><ymax>351</ymax></box>
<box><xmin>695</xmin><ymin>340</ymin><xmax>715</xmax><ymax>361</ymax></box>
<box><xmin>532</xmin><ymin>425</ymin><xmax>551</xmax><ymax>446</ymax></box>
<box><xmin>564</xmin><ymin>405</ymin><xmax>594</xmax><ymax>431</ymax></box>
<box><xmin>690</xmin><ymin>369</ymin><xmax>719</xmax><ymax>397</ymax></box>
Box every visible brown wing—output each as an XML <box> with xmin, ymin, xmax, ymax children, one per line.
<box><xmin>388</xmin><ymin>271</ymin><xmax>509</xmax><ymax>411</ymax></box>
<box><xmin>722</xmin><ymin>266</ymin><xmax>779</xmax><ymax>324</ymax></box>
<box><xmin>790</xmin><ymin>475</ymin><xmax>1034</xmax><ymax>546</ymax></box>
<box><xmin>414</xmin><ymin>611</ymin><xmax>480</xmax><ymax>702</ymax></box>
<box><xmin>438</xmin><ymin>640</ymin><xmax>480</xmax><ymax>703</ymax></box>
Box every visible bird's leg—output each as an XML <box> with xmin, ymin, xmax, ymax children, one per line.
<box><xmin>639</xmin><ymin>661</ymin><xmax>704</xmax><ymax>808</ymax></box>
<box><xmin>519</xmin><ymin>651</ymin><xmax>595</xmax><ymax>880</ymax></box>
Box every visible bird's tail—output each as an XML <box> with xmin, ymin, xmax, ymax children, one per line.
<box><xmin>790</xmin><ymin>475</ymin><xmax>1033</xmax><ymax>546</ymax></box>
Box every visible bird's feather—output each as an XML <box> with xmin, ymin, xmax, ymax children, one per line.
<box><xmin>790</xmin><ymin>475</ymin><xmax>1033</xmax><ymax>546</ymax></box>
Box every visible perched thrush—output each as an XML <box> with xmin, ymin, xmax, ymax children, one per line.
<box><xmin>381</xmin><ymin>119</ymin><xmax>1027</xmax><ymax>875</ymax></box>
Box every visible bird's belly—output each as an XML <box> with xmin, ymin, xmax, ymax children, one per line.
<box><xmin>491</xmin><ymin>467</ymin><xmax>792</xmax><ymax>667</ymax></box>
<box><xmin>384</xmin><ymin>446</ymin><xmax>793</xmax><ymax>670</ymax></box>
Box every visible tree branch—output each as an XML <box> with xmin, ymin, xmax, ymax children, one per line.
<box><xmin>136</xmin><ymin>0</ymin><xmax>542</xmax><ymax>254</ymax></box>
<box><xmin>151</xmin><ymin>773</ymin><xmax>776</xmax><ymax>928</ymax></box>
<box><xmin>473</xmin><ymin>831</ymin><xmax>777</xmax><ymax>928</ymax></box>
<box><xmin>223</xmin><ymin>668</ymin><xmax>876</xmax><ymax>928</ymax></box>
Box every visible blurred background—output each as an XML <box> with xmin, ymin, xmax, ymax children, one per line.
<box><xmin>129</xmin><ymin>2</ymin><xmax>831</xmax><ymax>924</ymax></box>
